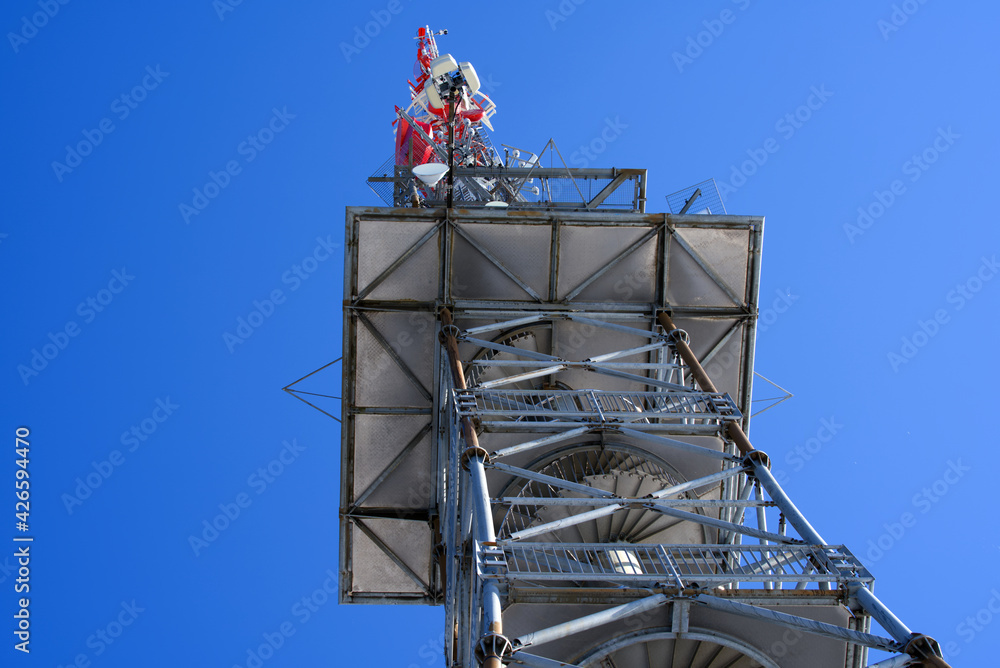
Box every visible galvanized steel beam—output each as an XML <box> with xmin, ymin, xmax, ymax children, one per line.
<box><xmin>513</xmin><ymin>595</ymin><xmax>669</xmax><ymax>651</ymax></box>
<box><xmin>692</xmin><ymin>595</ymin><xmax>903</xmax><ymax>654</ymax></box>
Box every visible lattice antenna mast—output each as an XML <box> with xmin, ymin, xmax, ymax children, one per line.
<box><xmin>366</xmin><ymin>26</ymin><xmax>647</xmax><ymax>212</ymax></box>
<box><xmin>338</xmin><ymin>26</ymin><xmax>953</xmax><ymax>668</ymax></box>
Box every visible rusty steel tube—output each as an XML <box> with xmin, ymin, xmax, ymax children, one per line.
<box><xmin>657</xmin><ymin>311</ymin><xmax>754</xmax><ymax>455</ymax></box>
<box><xmin>440</xmin><ymin>308</ymin><xmax>506</xmax><ymax>668</ymax></box>
<box><xmin>656</xmin><ymin>311</ymin><xmax>719</xmax><ymax>394</ymax></box>
<box><xmin>440</xmin><ymin>308</ymin><xmax>484</xmax><ymax>454</ymax></box>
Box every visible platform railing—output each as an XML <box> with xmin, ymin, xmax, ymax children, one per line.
<box><xmin>454</xmin><ymin>388</ymin><xmax>741</xmax><ymax>427</ymax></box>
<box><xmin>479</xmin><ymin>542</ymin><xmax>873</xmax><ymax>590</ymax></box>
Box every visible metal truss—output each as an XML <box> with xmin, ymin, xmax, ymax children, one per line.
<box><xmin>368</xmin><ymin>136</ymin><xmax>648</xmax><ymax>212</ymax></box>
<box><xmin>439</xmin><ymin>309</ymin><xmax>951</xmax><ymax>668</ymax></box>
<box><xmin>334</xmin><ymin>205</ymin><xmax>947</xmax><ymax>666</ymax></box>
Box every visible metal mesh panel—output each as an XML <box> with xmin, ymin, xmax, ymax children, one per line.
<box><xmin>357</xmin><ymin>220</ymin><xmax>438</xmax><ymax>297</ymax></box>
<box><xmin>666</xmin><ymin>178</ymin><xmax>727</xmax><ymax>215</ymax></box>
<box><xmin>547</xmin><ymin>176</ymin><xmax>631</xmax><ymax>208</ymax></box>
<box><xmin>364</xmin><ymin>311</ymin><xmax>435</xmax><ymax>387</ymax></box>
<box><xmin>458</xmin><ymin>223</ymin><xmax>552</xmax><ymax>298</ymax></box>
<box><xmin>666</xmin><ymin>235</ymin><xmax>742</xmax><ymax>307</ymax></box>
<box><xmin>452</xmin><ymin>234</ymin><xmax>534</xmax><ymax>301</ymax></box>
<box><xmin>596</xmin><ymin>178</ymin><xmax>639</xmax><ymax>207</ymax></box>
<box><xmin>352</xmin><ymin>414</ymin><xmax>433</xmax><ymax>507</ymax></box>
<box><xmin>350</xmin><ymin>520</ymin><xmax>429</xmax><ymax>594</ymax></box>
<box><xmin>367</xmin><ymin>153</ymin><xmax>397</xmax><ymax>206</ymax></box>
<box><xmin>675</xmin><ymin>227</ymin><xmax>749</xmax><ymax>301</ymax></box>
<box><xmin>365</xmin><ymin>231</ymin><xmax>440</xmax><ymax>302</ymax></box>
<box><xmin>354</xmin><ymin>322</ymin><xmax>430</xmax><ymax>407</ymax></box>
<box><xmin>571</xmin><ymin>229</ymin><xmax>657</xmax><ymax>303</ymax></box>
<box><xmin>557</xmin><ymin>226</ymin><xmax>653</xmax><ymax>300</ymax></box>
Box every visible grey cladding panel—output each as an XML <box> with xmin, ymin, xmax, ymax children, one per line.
<box><xmin>453</xmin><ymin>234</ymin><xmax>534</xmax><ymax>301</ymax></box>
<box><xmin>367</xmin><ymin>232</ymin><xmax>440</xmax><ymax>302</ymax></box>
<box><xmin>667</xmin><ymin>235</ymin><xmax>742</xmax><ymax>308</ymax></box>
<box><xmin>460</xmin><ymin>222</ymin><xmax>552</xmax><ymax>297</ymax></box>
<box><xmin>353</xmin><ymin>321</ymin><xmax>430</xmax><ymax>407</ymax></box>
<box><xmin>357</xmin><ymin>220</ymin><xmax>438</xmax><ymax>296</ymax></box>
<box><xmin>352</xmin><ymin>414</ymin><xmax>433</xmax><ymax>507</ymax></box>
<box><xmin>675</xmin><ymin>226</ymin><xmax>750</xmax><ymax>299</ymax></box>
<box><xmin>349</xmin><ymin>519</ymin><xmax>431</xmax><ymax>595</ymax></box>
<box><xmin>557</xmin><ymin>225</ymin><xmax>655</xmax><ymax>300</ymax></box>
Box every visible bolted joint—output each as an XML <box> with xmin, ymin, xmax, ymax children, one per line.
<box><xmin>743</xmin><ymin>449</ymin><xmax>771</xmax><ymax>470</ymax></box>
<box><xmin>666</xmin><ymin>327</ymin><xmax>691</xmax><ymax>345</ymax></box>
<box><xmin>439</xmin><ymin>323</ymin><xmax>461</xmax><ymax>343</ymax></box>
<box><xmin>461</xmin><ymin>446</ymin><xmax>490</xmax><ymax>470</ymax></box>
<box><xmin>475</xmin><ymin>632</ymin><xmax>512</xmax><ymax>667</ymax></box>
<box><xmin>904</xmin><ymin>634</ymin><xmax>952</xmax><ymax>667</ymax></box>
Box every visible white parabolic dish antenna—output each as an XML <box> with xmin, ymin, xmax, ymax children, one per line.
<box><xmin>412</xmin><ymin>163</ymin><xmax>449</xmax><ymax>186</ymax></box>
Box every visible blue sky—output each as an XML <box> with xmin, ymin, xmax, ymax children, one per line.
<box><xmin>3</xmin><ymin>1</ymin><xmax>997</xmax><ymax>666</ymax></box>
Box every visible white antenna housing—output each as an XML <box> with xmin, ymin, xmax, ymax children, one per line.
<box><xmin>430</xmin><ymin>54</ymin><xmax>458</xmax><ymax>78</ymax></box>
<box><xmin>459</xmin><ymin>62</ymin><xmax>480</xmax><ymax>95</ymax></box>
<box><xmin>412</xmin><ymin>163</ymin><xmax>449</xmax><ymax>187</ymax></box>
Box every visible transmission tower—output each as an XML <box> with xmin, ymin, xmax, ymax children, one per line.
<box><xmin>334</xmin><ymin>26</ymin><xmax>952</xmax><ymax>668</ymax></box>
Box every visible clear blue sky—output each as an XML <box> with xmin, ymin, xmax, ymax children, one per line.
<box><xmin>3</xmin><ymin>1</ymin><xmax>997</xmax><ymax>666</ymax></box>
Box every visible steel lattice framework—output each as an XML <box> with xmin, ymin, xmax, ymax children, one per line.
<box><xmin>317</xmin><ymin>25</ymin><xmax>954</xmax><ymax>668</ymax></box>
<box><xmin>332</xmin><ymin>206</ymin><xmax>951</xmax><ymax>668</ymax></box>
<box><xmin>436</xmin><ymin>309</ymin><xmax>939</xmax><ymax>668</ymax></box>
